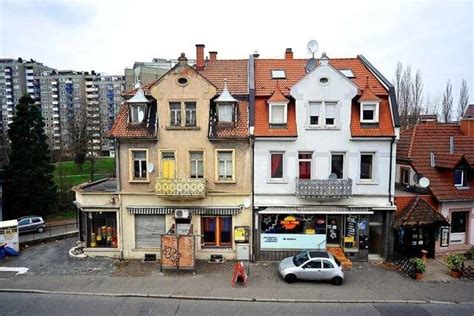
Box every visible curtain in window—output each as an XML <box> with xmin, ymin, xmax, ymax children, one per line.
<box><xmin>271</xmin><ymin>153</ymin><xmax>283</xmax><ymax>178</ymax></box>
<box><xmin>271</xmin><ymin>104</ymin><xmax>285</xmax><ymax>124</ymax></box>
<box><xmin>220</xmin><ymin>217</ymin><xmax>232</xmax><ymax>244</ymax></box>
<box><xmin>218</xmin><ymin>104</ymin><xmax>233</xmax><ymax>122</ymax></box>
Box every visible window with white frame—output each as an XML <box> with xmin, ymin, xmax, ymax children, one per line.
<box><xmin>131</xmin><ymin>150</ymin><xmax>147</xmax><ymax>180</ymax></box>
<box><xmin>308</xmin><ymin>101</ymin><xmax>338</xmax><ymax>127</ymax></box>
<box><xmin>269</xmin><ymin>103</ymin><xmax>287</xmax><ymax>124</ymax></box>
<box><xmin>454</xmin><ymin>169</ymin><xmax>466</xmax><ymax>187</ymax></box>
<box><xmin>169</xmin><ymin>102</ymin><xmax>181</xmax><ymax>126</ymax></box>
<box><xmin>185</xmin><ymin>102</ymin><xmax>197</xmax><ymax>126</ymax></box>
<box><xmin>360</xmin><ymin>153</ymin><xmax>374</xmax><ymax>180</ymax></box>
<box><xmin>217</xmin><ymin>150</ymin><xmax>234</xmax><ymax>181</ymax></box>
<box><xmin>360</xmin><ymin>102</ymin><xmax>379</xmax><ymax>123</ymax></box>
<box><xmin>400</xmin><ymin>167</ymin><xmax>410</xmax><ymax>185</ymax></box>
<box><xmin>218</xmin><ymin>103</ymin><xmax>233</xmax><ymax>122</ymax></box>
<box><xmin>331</xmin><ymin>153</ymin><xmax>344</xmax><ymax>179</ymax></box>
<box><xmin>270</xmin><ymin>152</ymin><xmax>284</xmax><ymax>179</ymax></box>
<box><xmin>190</xmin><ymin>151</ymin><xmax>204</xmax><ymax>179</ymax></box>
<box><xmin>325</xmin><ymin>102</ymin><xmax>336</xmax><ymax>126</ymax></box>
<box><xmin>309</xmin><ymin>102</ymin><xmax>321</xmax><ymax>126</ymax></box>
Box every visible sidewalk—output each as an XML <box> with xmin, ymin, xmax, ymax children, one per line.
<box><xmin>1</xmin><ymin>238</ymin><xmax>473</xmax><ymax>303</ymax></box>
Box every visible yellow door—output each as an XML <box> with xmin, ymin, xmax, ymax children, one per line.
<box><xmin>162</xmin><ymin>159</ymin><xmax>175</xmax><ymax>179</ymax></box>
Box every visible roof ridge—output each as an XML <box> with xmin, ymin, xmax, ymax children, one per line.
<box><xmin>408</xmin><ymin>125</ymin><xmax>417</xmax><ymax>158</ymax></box>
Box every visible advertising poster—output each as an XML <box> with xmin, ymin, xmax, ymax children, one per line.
<box><xmin>260</xmin><ymin>214</ymin><xmax>326</xmax><ymax>250</ymax></box>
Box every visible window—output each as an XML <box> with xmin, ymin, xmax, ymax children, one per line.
<box><xmin>331</xmin><ymin>154</ymin><xmax>344</xmax><ymax>179</ymax></box>
<box><xmin>18</xmin><ymin>219</ymin><xmax>30</xmax><ymax>226</ymax></box>
<box><xmin>451</xmin><ymin>211</ymin><xmax>468</xmax><ymax>233</ymax></box>
<box><xmin>271</xmin><ymin>152</ymin><xmax>284</xmax><ymax>179</ymax></box>
<box><xmin>271</xmin><ymin>69</ymin><xmax>286</xmax><ymax>79</ymax></box>
<box><xmin>309</xmin><ymin>102</ymin><xmax>321</xmax><ymax>126</ymax></box>
<box><xmin>360</xmin><ymin>153</ymin><xmax>374</xmax><ymax>180</ymax></box>
<box><xmin>217</xmin><ymin>150</ymin><xmax>233</xmax><ymax>181</ymax></box>
<box><xmin>201</xmin><ymin>216</ymin><xmax>232</xmax><ymax>247</ymax></box>
<box><xmin>130</xmin><ymin>104</ymin><xmax>145</xmax><ymax>123</ymax></box>
<box><xmin>400</xmin><ymin>168</ymin><xmax>410</xmax><ymax>185</ymax></box>
<box><xmin>361</xmin><ymin>103</ymin><xmax>379</xmax><ymax>123</ymax></box>
<box><xmin>185</xmin><ymin>102</ymin><xmax>196</xmax><ymax>126</ymax></box>
<box><xmin>303</xmin><ymin>260</ymin><xmax>321</xmax><ymax>269</ymax></box>
<box><xmin>323</xmin><ymin>260</ymin><xmax>334</xmax><ymax>269</ymax></box>
<box><xmin>270</xmin><ymin>103</ymin><xmax>287</xmax><ymax>124</ymax></box>
<box><xmin>131</xmin><ymin>150</ymin><xmax>147</xmax><ymax>180</ymax></box>
<box><xmin>454</xmin><ymin>169</ymin><xmax>466</xmax><ymax>187</ymax></box>
<box><xmin>218</xmin><ymin>103</ymin><xmax>233</xmax><ymax>122</ymax></box>
<box><xmin>339</xmin><ymin>69</ymin><xmax>355</xmax><ymax>78</ymax></box>
<box><xmin>325</xmin><ymin>102</ymin><xmax>336</xmax><ymax>125</ymax></box>
<box><xmin>169</xmin><ymin>102</ymin><xmax>181</xmax><ymax>126</ymax></box>
<box><xmin>85</xmin><ymin>212</ymin><xmax>117</xmax><ymax>248</ymax></box>
<box><xmin>161</xmin><ymin>151</ymin><xmax>176</xmax><ymax>179</ymax></box>
<box><xmin>298</xmin><ymin>152</ymin><xmax>312</xmax><ymax>179</ymax></box>
<box><xmin>190</xmin><ymin>151</ymin><xmax>204</xmax><ymax>179</ymax></box>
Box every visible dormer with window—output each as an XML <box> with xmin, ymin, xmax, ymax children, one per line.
<box><xmin>268</xmin><ymin>82</ymin><xmax>289</xmax><ymax>127</ymax></box>
<box><xmin>127</xmin><ymin>87</ymin><xmax>149</xmax><ymax>124</ymax></box>
<box><xmin>359</xmin><ymin>83</ymin><xmax>380</xmax><ymax>124</ymax></box>
<box><xmin>214</xmin><ymin>79</ymin><xmax>237</xmax><ymax>123</ymax></box>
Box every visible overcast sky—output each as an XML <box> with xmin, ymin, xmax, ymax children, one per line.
<box><xmin>1</xmin><ymin>0</ymin><xmax>473</xmax><ymax>108</ymax></box>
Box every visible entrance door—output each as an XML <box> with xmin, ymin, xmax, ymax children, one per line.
<box><xmin>450</xmin><ymin>211</ymin><xmax>468</xmax><ymax>244</ymax></box>
<box><xmin>369</xmin><ymin>223</ymin><xmax>383</xmax><ymax>255</ymax></box>
<box><xmin>326</xmin><ymin>215</ymin><xmax>342</xmax><ymax>245</ymax></box>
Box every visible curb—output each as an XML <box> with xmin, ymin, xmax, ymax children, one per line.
<box><xmin>0</xmin><ymin>289</ymin><xmax>472</xmax><ymax>304</ymax></box>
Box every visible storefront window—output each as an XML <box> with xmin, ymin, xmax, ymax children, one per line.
<box><xmin>86</xmin><ymin>212</ymin><xmax>117</xmax><ymax>248</ymax></box>
<box><xmin>201</xmin><ymin>216</ymin><xmax>232</xmax><ymax>247</ymax></box>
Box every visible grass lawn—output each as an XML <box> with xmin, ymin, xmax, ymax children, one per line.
<box><xmin>54</xmin><ymin>157</ymin><xmax>115</xmax><ymax>187</ymax></box>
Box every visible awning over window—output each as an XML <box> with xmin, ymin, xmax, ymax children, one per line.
<box><xmin>127</xmin><ymin>206</ymin><xmax>242</xmax><ymax>216</ymax></box>
<box><xmin>258</xmin><ymin>206</ymin><xmax>373</xmax><ymax>214</ymax></box>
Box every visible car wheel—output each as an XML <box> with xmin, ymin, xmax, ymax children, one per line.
<box><xmin>331</xmin><ymin>276</ymin><xmax>343</xmax><ymax>286</ymax></box>
<box><xmin>284</xmin><ymin>274</ymin><xmax>297</xmax><ymax>283</ymax></box>
<box><xmin>37</xmin><ymin>227</ymin><xmax>45</xmax><ymax>233</ymax></box>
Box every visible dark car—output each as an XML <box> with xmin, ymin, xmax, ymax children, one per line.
<box><xmin>17</xmin><ymin>216</ymin><xmax>46</xmax><ymax>234</ymax></box>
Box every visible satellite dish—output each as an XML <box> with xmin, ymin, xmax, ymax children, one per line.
<box><xmin>328</xmin><ymin>173</ymin><xmax>337</xmax><ymax>180</ymax></box>
<box><xmin>305</xmin><ymin>58</ymin><xmax>317</xmax><ymax>73</ymax></box>
<box><xmin>307</xmin><ymin>40</ymin><xmax>319</xmax><ymax>55</ymax></box>
<box><xmin>147</xmin><ymin>162</ymin><xmax>154</xmax><ymax>173</ymax></box>
<box><xmin>419</xmin><ymin>177</ymin><xmax>430</xmax><ymax>188</ymax></box>
<box><xmin>243</xmin><ymin>198</ymin><xmax>251</xmax><ymax>209</ymax></box>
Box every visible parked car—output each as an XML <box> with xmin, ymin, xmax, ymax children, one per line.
<box><xmin>17</xmin><ymin>216</ymin><xmax>46</xmax><ymax>234</ymax></box>
<box><xmin>279</xmin><ymin>251</ymin><xmax>344</xmax><ymax>285</ymax></box>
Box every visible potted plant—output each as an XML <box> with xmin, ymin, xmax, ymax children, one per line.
<box><xmin>446</xmin><ymin>253</ymin><xmax>465</xmax><ymax>278</ymax></box>
<box><xmin>411</xmin><ymin>257</ymin><xmax>426</xmax><ymax>280</ymax></box>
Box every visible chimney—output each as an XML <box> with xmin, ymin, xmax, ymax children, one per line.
<box><xmin>419</xmin><ymin>114</ymin><xmax>437</xmax><ymax>125</ymax></box>
<box><xmin>285</xmin><ymin>48</ymin><xmax>293</xmax><ymax>59</ymax></box>
<box><xmin>460</xmin><ymin>104</ymin><xmax>474</xmax><ymax>136</ymax></box>
<box><xmin>195</xmin><ymin>44</ymin><xmax>205</xmax><ymax>70</ymax></box>
<box><xmin>209</xmin><ymin>51</ymin><xmax>217</xmax><ymax>61</ymax></box>
<box><xmin>430</xmin><ymin>152</ymin><xmax>436</xmax><ymax>167</ymax></box>
<box><xmin>449</xmin><ymin>136</ymin><xmax>454</xmax><ymax>154</ymax></box>
<box><xmin>178</xmin><ymin>53</ymin><xmax>188</xmax><ymax>66</ymax></box>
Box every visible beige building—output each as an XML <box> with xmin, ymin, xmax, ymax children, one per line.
<box><xmin>74</xmin><ymin>47</ymin><xmax>251</xmax><ymax>261</ymax></box>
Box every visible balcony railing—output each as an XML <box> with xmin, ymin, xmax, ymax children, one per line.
<box><xmin>296</xmin><ymin>178</ymin><xmax>353</xmax><ymax>199</ymax></box>
<box><xmin>155</xmin><ymin>178</ymin><xmax>207</xmax><ymax>200</ymax></box>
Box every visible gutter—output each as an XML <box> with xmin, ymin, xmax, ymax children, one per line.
<box><xmin>248</xmin><ymin>53</ymin><xmax>256</xmax><ymax>261</ymax></box>
<box><xmin>388</xmin><ymin>136</ymin><xmax>396</xmax><ymax>206</ymax></box>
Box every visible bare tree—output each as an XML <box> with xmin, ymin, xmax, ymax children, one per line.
<box><xmin>68</xmin><ymin>103</ymin><xmax>88</xmax><ymax>172</ymax></box>
<box><xmin>458</xmin><ymin>79</ymin><xmax>469</xmax><ymax>119</ymax></box>
<box><xmin>442</xmin><ymin>80</ymin><xmax>453</xmax><ymax>123</ymax></box>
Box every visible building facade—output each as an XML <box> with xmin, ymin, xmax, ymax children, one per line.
<box><xmin>75</xmin><ymin>47</ymin><xmax>252</xmax><ymax>261</ymax></box>
<box><xmin>252</xmin><ymin>50</ymin><xmax>400</xmax><ymax>261</ymax></box>
<box><xmin>395</xmin><ymin>106</ymin><xmax>474</xmax><ymax>257</ymax></box>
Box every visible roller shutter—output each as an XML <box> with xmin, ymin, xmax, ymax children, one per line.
<box><xmin>135</xmin><ymin>215</ymin><xmax>165</xmax><ymax>248</ymax></box>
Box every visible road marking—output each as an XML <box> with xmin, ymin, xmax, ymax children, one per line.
<box><xmin>0</xmin><ymin>267</ymin><xmax>29</xmax><ymax>275</ymax></box>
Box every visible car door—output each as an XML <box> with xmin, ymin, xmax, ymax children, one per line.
<box><xmin>322</xmin><ymin>259</ymin><xmax>336</xmax><ymax>280</ymax></box>
<box><xmin>299</xmin><ymin>259</ymin><xmax>323</xmax><ymax>280</ymax></box>
<box><xmin>18</xmin><ymin>219</ymin><xmax>31</xmax><ymax>232</ymax></box>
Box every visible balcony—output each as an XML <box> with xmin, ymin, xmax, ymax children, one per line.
<box><xmin>155</xmin><ymin>178</ymin><xmax>207</xmax><ymax>200</ymax></box>
<box><xmin>295</xmin><ymin>178</ymin><xmax>353</xmax><ymax>199</ymax></box>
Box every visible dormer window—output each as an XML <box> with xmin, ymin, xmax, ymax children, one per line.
<box><xmin>218</xmin><ymin>102</ymin><xmax>234</xmax><ymax>123</ymax></box>
<box><xmin>360</xmin><ymin>102</ymin><xmax>379</xmax><ymax>123</ymax></box>
<box><xmin>269</xmin><ymin>102</ymin><xmax>287</xmax><ymax>125</ymax></box>
<box><xmin>131</xmin><ymin>104</ymin><xmax>145</xmax><ymax>123</ymax></box>
<box><xmin>454</xmin><ymin>169</ymin><xmax>466</xmax><ymax>187</ymax></box>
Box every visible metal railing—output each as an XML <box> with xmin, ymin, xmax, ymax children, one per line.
<box><xmin>19</xmin><ymin>220</ymin><xmax>79</xmax><ymax>244</ymax></box>
<box><xmin>296</xmin><ymin>178</ymin><xmax>353</xmax><ymax>199</ymax></box>
<box><xmin>155</xmin><ymin>178</ymin><xmax>207</xmax><ymax>199</ymax></box>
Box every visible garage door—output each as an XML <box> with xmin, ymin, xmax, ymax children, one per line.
<box><xmin>135</xmin><ymin>215</ymin><xmax>165</xmax><ymax>248</ymax></box>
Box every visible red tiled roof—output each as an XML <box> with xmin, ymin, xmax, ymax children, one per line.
<box><xmin>211</xmin><ymin>101</ymin><xmax>249</xmax><ymax>139</ymax></box>
<box><xmin>254</xmin><ymin>57</ymin><xmax>394</xmax><ymax>138</ymax></box>
<box><xmin>267</xmin><ymin>81</ymin><xmax>289</xmax><ymax>103</ymax></box>
<box><xmin>254</xmin><ymin>97</ymin><xmax>297</xmax><ymax>137</ymax></box>
<box><xmin>464</xmin><ymin>104</ymin><xmax>474</xmax><ymax>117</ymax></box>
<box><xmin>197</xmin><ymin>59</ymin><xmax>248</xmax><ymax>94</ymax></box>
<box><xmin>434</xmin><ymin>153</ymin><xmax>465</xmax><ymax>169</ymax></box>
<box><xmin>398</xmin><ymin>123</ymin><xmax>474</xmax><ymax>201</ymax></box>
<box><xmin>393</xmin><ymin>196</ymin><xmax>448</xmax><ymax>228</ymax></box>
<box><xmin>108</xmin><ymin>104</ymin><xmax>156</xmax><ymax>139</ymax></box>
<box><xmin>358</xmin><ymin>85</ymin><xmax>381</xmax><ymax>102</ymax></box>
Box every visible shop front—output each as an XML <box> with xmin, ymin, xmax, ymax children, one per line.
<box><xmin>255</xmin><ymin>207</ymin><xmax>373</xmax><ymax>261</ymax></box>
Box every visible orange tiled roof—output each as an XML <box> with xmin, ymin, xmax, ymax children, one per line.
<box><xmin>359</xmin><ymin>84</ymin><xmax>381</xmax><ymax>102</ymax></box>
<box><xmin>434</xmin><ymin>153</ymin><xmax>465</xmax><ymax>169</ymax></box>
<box><xmin>254</xmin><ymin>57</ymin><xmax>394</xmax><ymax>138</ymax></box>
<box><xmin>398</xmin><ymin>123</ymin><xmax>474</xmax><ymax>201</ymax></box>
<box><xmin>254</xmin><ymin>97</ymin><xmax>297</xmax><ymax>137</ymax></box>
<box><xmin>198</xmin><ymin>59</ymin><xmax>248</xmax><ymax>94</ymax></box>
<box><xmin>267</xmin><ymin>82</ymin><xmax>289</xmax><ymax>103</ymax></box>
<box><xmin>108</xmin><ymin>104</ymin><xmax>156</xmax><ymax>139</ymax></box>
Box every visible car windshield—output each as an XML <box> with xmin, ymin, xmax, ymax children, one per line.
<box><xmin>293</xmin><ymin>252</ymin><xmax>309</xmax><ymax>266</ymax></box>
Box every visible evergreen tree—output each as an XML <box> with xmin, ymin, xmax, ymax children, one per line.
<box><xmin>3</xmin><ymin>95</ymin><xmax>57</xmax><ymax>219</ymax></box>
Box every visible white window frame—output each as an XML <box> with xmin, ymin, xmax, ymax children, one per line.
<box><xmin>400</xmin><ymin>167</ymin><xmax>410</xmax><ymax>185</ymax></box>
<box><xmin>454</xmin><ymin>169</ymin><xmax>465</xmax><ymax>187</ymax></box>
<box><xmin>185</xmin><ymin>102</ymin><xmax>197</xmax><ymax>126</ymax></box>
<box><xmin>130</xmin><ymin>104</ymin><xmax>146</xmax><ymax>123</ymax></box>
<box><xmin>215</xmin><ymin>149</ymin><xmax>235</xmax><ymax>182</ymax></box>
<box><xmin>269</xmin><ymin>102</ymin><xmax>288</xmax><ymax>124</ymax></box>
<box><xmin>360</xmin><ymin>102</ymin><xmax>379</xmax><ymax>123</ymax></box>
<box><xmin>218</xmin><ymin>103</ymin><xmax>234</xmax><ymax>122</ymax></box>
<box><xmin>169</xmin><ymin>102</ymin><xmax>182</xmax><ymax>126</ymax></box>
<box><xmin>359</xmin><ymin>152</ymin><xmax>375</xmax><ymax>181</ymax></box>
<box><xmin>307</xmin><ymin>101</ymin><xmax>339</xmax><ymax>128</ymax></box>
<box><xmin>189</xmin><ymin>150</ymin><xmax>204</xmax><ymax>179</ymax></box>
<box><xmin>129</xmin><ymin>149</ymin><xmax>149</xmax><ymax>182</ymax></box>
<box><xmin>268</xmin><ymin>151</ymin><xmax>286</xmax><ymax>182</ymax></box>
<box><xmin>330</xmin><ymin>152</ymin><xmax>346</xmax><ymax>179</ymax></box>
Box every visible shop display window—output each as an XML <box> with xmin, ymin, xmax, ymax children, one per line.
<box><xmin>86</xmin><ymin>212</ymin><xmax>117</xmax><ymax>248</ymax></box>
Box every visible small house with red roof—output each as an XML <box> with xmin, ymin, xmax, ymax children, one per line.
<box><xmin>252</xmin><ymin>48</ymin><xmax>400</xmax><ymax>261</ymax></box>
<box><xmin>396</xmin><ymin>106</ymin><xmax>474</xmax><ymax>256</ymax></box>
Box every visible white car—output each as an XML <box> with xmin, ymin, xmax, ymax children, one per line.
<box><xmin>278</xmin><ymin>251</ymin><xmax>344</xmax><ymax>285</ymax></box>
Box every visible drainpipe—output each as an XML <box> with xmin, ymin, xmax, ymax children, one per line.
<box><xmin>388</xmin><ymin>136</ymin><xmax>396</xmax><ymax>206</ymax></box>
<box><xmin>115</xmin><ymin>139</ymin><xmax>124</xmax><ymax>260</ymax></box>
<box><xmin>248</xmin><ymin>52</ymin><xmax>256</xmax><ymax>261</ymax></box>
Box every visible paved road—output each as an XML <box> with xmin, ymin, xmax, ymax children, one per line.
<box><xmin>1</xmin><ymin>292</ymin><xmax>472</xmax><ymax>316</ymax></box>
<box><xmin>19</xmin><ymin>222</ymin><xmax>78</xmax><ymax>243</ymax></box>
